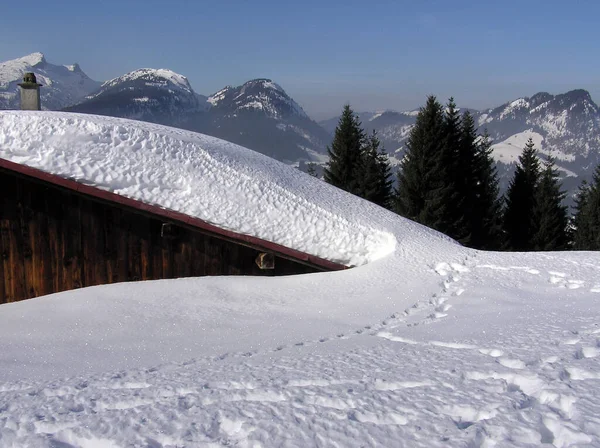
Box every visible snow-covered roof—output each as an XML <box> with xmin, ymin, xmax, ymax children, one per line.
<box><xmin>0</xmin><ymin>111</ymin><xmax>405</xmax><ymax>266</ymax></box>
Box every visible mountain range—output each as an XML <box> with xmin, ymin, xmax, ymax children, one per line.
<box><xmin>0</xmin><ymin>52</ymin><xmax>100</xmax><ymax>110</ymax></box>
<box><xmin>321</xmin><ymin>92</ymin><xmax>600</xmax><ymax>199</ymax></box>
<box><xmin>2</xmin><ymin>52</ymin><xmax>600</xmax><ymax>204</ymax></box>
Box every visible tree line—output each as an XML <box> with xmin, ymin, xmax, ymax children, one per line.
<box><xmin>321</xmin><ymin>99</ymin><xmax>600</xmax><ymax>251</ymax></box>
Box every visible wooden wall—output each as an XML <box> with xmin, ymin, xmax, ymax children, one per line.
<box><xmin>0</xmin><ymin>169</ymin><xmax>319</xmax><ymax>303</ymax></box>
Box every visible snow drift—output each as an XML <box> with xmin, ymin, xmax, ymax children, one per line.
<box><xmin>0</xmin><ymin>111</ymin><xmax>401</xmax><ymax>266</ymax></box>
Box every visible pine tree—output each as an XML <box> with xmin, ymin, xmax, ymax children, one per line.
<box><xmin>531</xmin><ymin>157</ymin><xmax>569</xmax><ymax>250</ymax></box>
<box><xmin>572</xmin><ymin>180</ymin><xmax>591</xmax><ymax>249</ymax></box>
<box><xmin>359</xmin><ymin>130</ymin><xmax>393</xmax><ymax>208</ymax></box>
<box><xmin>461</xmin><ymin>118</ymin><xmax>503</xmax><ymax>250</ymax></box>
<box><xmin>394</xmin><ymin>96</ymin><xmax>449</xmax><ymax>232</ymax></box>
<box><xmin>503</xmin><ymin>138</ymin><xmax>541</xmax><ymax>250</ymax></box>
<box><xmin>441</xmin><ymin>98</ymin><xmax>468</xmax><ymax>241</ymax></box>
<box><xmin>323</xmin><ymin>105</ymin><xmax>365</xmax><ymax>195</ymax></box>
<box><xmin>572</xmin><ymin>165</ymin><xmax>600</xmax><ymax>250</ymax></box>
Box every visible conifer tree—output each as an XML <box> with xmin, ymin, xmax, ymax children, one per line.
<box><xmin>461</xmin><ymin>117</ymin><xmax>503</xmax><ymax>249</ymax></box>
<box><xmin>359</xmin><ymin>130</ymin><xmax>393</xmax><ymax>208</ymax></box>
<box><xmin>394</xmin><ymin>95</ymin><xmax>449</xmax><ymax>232</ymax></box>
<box><xmin>572</xmin><ymin>180</ymin><xmax>591</xmax><ymax>249</ymax></box>
<box><xmin>440</xmin><ymin>98</ymin><xmax>468</xmax><ymax>241</ymax></box>
<box><xmin>572</xmin><ymin>165</ymin><xmax>600</xmax><ymax>250</ymax></box>
<box><xmin>324</xmin><ymin>105</ymin><xmax>365</xmax><ymax>195</ymax></box>
<box><xmin>503</xmin><ymin>138</ymin><xmax>541</xmax><ymax>250</ymax></box>
<box><xmin>531</xmin><ymin>157</ymin><xmax>569</xmax><ymax>250</ymax></box>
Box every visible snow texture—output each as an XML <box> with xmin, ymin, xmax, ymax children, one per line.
<box><xmin>1</xmin><ymin>112</ymin><xmax>599</xmax><ymax>447</ymax></box>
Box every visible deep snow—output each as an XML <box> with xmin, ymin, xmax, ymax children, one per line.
<box><xmin>0</xmin><ymin>112</ymin><xmax>599</xmax><ymax>447</ymax></box>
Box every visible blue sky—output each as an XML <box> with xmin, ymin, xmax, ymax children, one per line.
<box><xmin>1</xmin><ymin>0</ymin><xmax>598</xmax><ymax>119</ymax></box>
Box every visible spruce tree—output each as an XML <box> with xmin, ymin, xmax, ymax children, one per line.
<box><xmin>461</xmin><ymin>118</ymin><xmax>503</xmax><ymax>249</ymax></box>
<box><xmin>531</xmin><ymin>157</ymin><xmax>569</xmax><ymax>250</ymax></box>
<box><xmin>395</xmin><ymin>96</ymin><xmax>449</xmax><ymax>232</ymax></box>
<box><xmin>441</xmin><ymin>98</ymin><xmax>468</xmax><ymax>241</ymax></box>
<box><xmin>503</xmin><ymin>138</ymin><xmax>541</xmax><ymax>250</ymax></box>
<box><xmin>359</xmin><ymin>130</ymin><xmax>393</xmax><ymax>208</ymax></box>
<box><xmin>572</xmin><ymin>165</ymin><xmax>600</xmax><ymax>250</ymax></box>
<box><xmin>324</xmin><ymin>105</ymin><xmax>365</xmax><ymax>195</ymax></box>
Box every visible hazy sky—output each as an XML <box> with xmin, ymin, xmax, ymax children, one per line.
<box><xmin>1</xmin><ymin>0</ymin><xmax>598</xmax><ymax>120</ymax></box>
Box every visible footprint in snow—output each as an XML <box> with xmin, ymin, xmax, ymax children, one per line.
<box><xmin>450</xmin><ymin>263</ymin><xmax>471</xmax><ymax>273</ymax></box>
<box><xmin>497</xmin><ymin>358</ymin><xmax>527</xmax><ymax>370</ymax></box>
<box><xmin>429</xmin><ymin>341</ymin><xmax>478</xmax><ymax>350</ymax></box>
<box><xmin>479</xmin><ymin>348</ymin><xmax>504</xmax><ymax>358</ymax></box>
<box><xmin>567</xmin><ymin>280</ymin><xmax>585</xmax><ymax>290</ymax></box>
<box><xmin>349</xmin><ymin>409</ymin><xmax>408</xmax><ymax>426</ymax></box>
<box><xmin>373</xmin><ymin>379</ymin><xmax>434</xmax><ymax>390</ymax></box>
<box><xmin>434</xmin><ymin>262</ymin><xmax>452</xmax><ymax>276</ymax></box>
<box><xmin>434</xmin><ymin>262</ymin><xmax>470</xmax><ymax>276</ymax></box>
<box><xmin>575</xmin><ymin>346</ymin><xmax>600</xmax><ymax>359</ymax></box>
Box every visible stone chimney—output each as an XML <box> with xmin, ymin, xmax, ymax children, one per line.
<box><xmin>18</xmin><ymin>72</ymin><xmax>42</xmax><ymax>110</ymax></box>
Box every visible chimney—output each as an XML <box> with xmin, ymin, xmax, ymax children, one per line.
<box><xmin>18</xmin><ymin>72</ymin><xmax>42</xmax><ymax>110</ymax></box>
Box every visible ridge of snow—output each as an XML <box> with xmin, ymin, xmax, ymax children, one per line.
<box><xmin>369</xmin><ymin>110</ymin><xmax>390</xmax><ymax>121</ymax></box>
<box><xmin>0</xmin><ymin>111</ymin><xmax>398</xmax><ymax>266</ymax></box>
<box><xmin>261</xmin><ymin>79</ymin><xmax>284</xmax><ymax>93</ymax></box>
<box><xmin>499</xmin><ymin>98</ymin><xmax>530</xmax><ymax>119</ymax></box>
<box><xmin>100</xmin><ymin>68</ymin><xmax>193</xmax><ymax>93</ymax></box>
<box><xmin>207</xmin><ymin>86</ymin><xmax>232</xmax><ymax>106</ymax></box>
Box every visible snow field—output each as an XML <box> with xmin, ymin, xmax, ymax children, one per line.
<box><xmin>1</xmin><ymin>250</ymin><xmax>599</xmax><ymax>447</ymax></box>
<box><xmin>0</xmin><ymin>111</ymin><xmax>599</xmax><ymax>446</ymax></box>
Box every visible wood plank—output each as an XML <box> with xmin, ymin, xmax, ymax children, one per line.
<box><xmin>0</xmin><ymin>169</ymin><xmax>321</xmax><ymax>302</ymax></box>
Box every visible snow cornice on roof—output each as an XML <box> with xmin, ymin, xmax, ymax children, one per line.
<box><xmin>0</xmin><ymin>157</ymin><xmax>346</xmax><ymax>272</ymax></box>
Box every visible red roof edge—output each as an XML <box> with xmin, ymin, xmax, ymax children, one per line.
<box><xmin>0</xmin><ymin>158</ymin><xmax>347</xmax><ymax>272</ymax></box>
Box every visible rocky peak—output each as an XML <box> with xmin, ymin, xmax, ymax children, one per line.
<box><xmin>207</xmin><ymin>78</ymin><xmax>308</xmax><ymax>120</ymax></box>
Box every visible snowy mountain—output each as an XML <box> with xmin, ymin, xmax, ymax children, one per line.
<box><xmin>480</xmin><ymin>91</ymin><xmax>600</xmax><ymax>182</ymax></box>
<box><xmin>66</xmin><ymin>68</ymin><xmax>208</xmax><ymax>125</ymax></box>
<box><xmin>322</xmin><ymin>91</ymin><xmax>600</xmax><ymax>201</ymax></box>
<box><xmin>187</xmin><ymin>79</ymin><xmax>331</xmax><ymax>163</ymax></box>
<box><xmin>69</xmin><ymin>76</ymin><xmax>330</xmax><ymax>163</ymax></box>
<box><xmin>0</xmin><ymin>52</ymin><xmax>100</xmax><ymax>110</ymax></box>
<box><xmin>207</xmin><ymin>78</ymin><xmax>308</xmax><ymax>120</ymax></box>
<box><xmin>1</xmin><ymin>111</ymin><xmax>600</xmax><ymax>447</ymax></box>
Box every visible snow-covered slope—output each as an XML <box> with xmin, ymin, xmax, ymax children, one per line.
<box><xmin>66</xmin><ymin>68</ymin><xmax>208</xmax><ymax>124</ymax></box>
<box><xmin>1</xmin><ymin>112</ymin><xmax>599</xmax><ymax>447</ymax></box>
<box><xmin>0</xmin><ymin>52</ymin><xmax>100</xmax><ymax>110</ymax></box>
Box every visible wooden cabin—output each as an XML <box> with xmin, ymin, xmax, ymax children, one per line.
<box><xmin>0</xmin><ymin>158</ymin><xmax>345</xmax><ymax>303</ymax></box>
